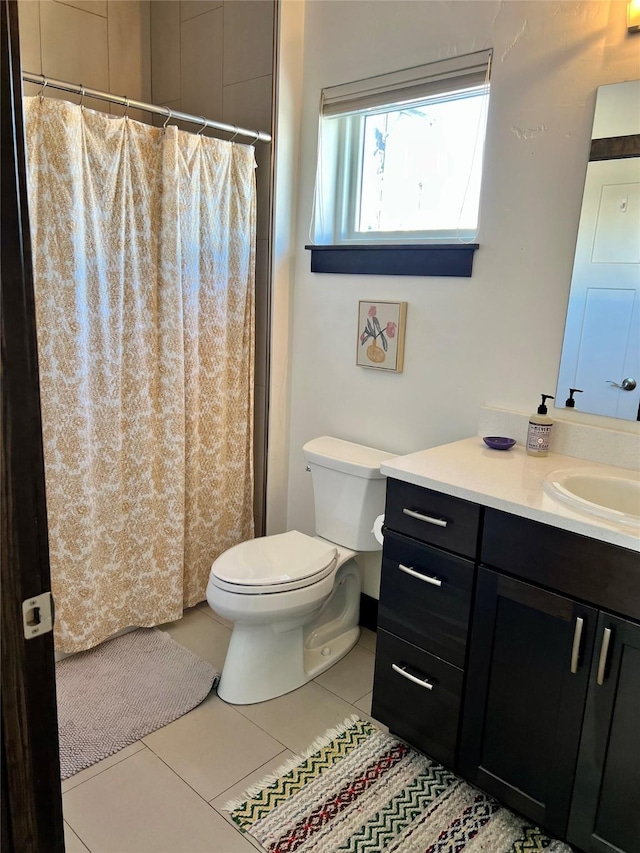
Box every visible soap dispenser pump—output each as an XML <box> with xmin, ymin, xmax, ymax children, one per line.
<box><xmin>527</xmin><ymin>394</ymin><xmax>554</xmax><ymax>457</ymax></box>
<box><xmin>565</xmin><ymin>388</ymin><xmax>583</xmax><ymax>408</ymax></box>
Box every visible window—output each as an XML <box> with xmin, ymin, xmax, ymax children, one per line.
<box><xmin>308</xmin><ymin>51</ymin><xmax>492</xmax><ymax>276</ymax></box>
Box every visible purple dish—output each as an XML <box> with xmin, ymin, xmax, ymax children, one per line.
<box><xmin>483</xmin><ymin>436</ymin><xmax>516</xmax><ymax>451</ymax></box>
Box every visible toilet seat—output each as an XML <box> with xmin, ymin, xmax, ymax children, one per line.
<box><xmin>209</xmin><ymin>531</ymin><xmax>338</xmax><ymax>594</ymax></box>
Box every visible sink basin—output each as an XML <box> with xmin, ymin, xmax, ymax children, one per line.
<box><xmin>544</xmin><ymin>468</ymin><xmax>640</xmax><ymax>528</ymax></box>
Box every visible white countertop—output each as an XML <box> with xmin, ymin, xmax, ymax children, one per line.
<box><xmin>380</xmin><ymin>437</ymin><xmax>640</xmax><ymax>552</ymax></box>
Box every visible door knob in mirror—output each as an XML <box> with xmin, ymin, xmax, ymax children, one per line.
<box><xmin>606</xmin><ymin>377</ymin><xmax>637</xmax><ymax>391</ymax></box>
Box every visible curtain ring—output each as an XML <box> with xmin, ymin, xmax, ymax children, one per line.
<box><xmin>123</xmin><ymin>96</ymin><xmax>130</xmax><ymax>119</ymax></box>
<box><xmin>228</xmin><ymin>125</ymin><xmax>240</xmax><ymax>143</ymax></box>
<box><xmin>197</xmin><ymin>116</ymin><xmax>207</xmax><ymax>136</ymax></box>
<box><xmin>250</xmin><ymin>130</ymin><xmax>261</xmax><ymax>144</ymax></box>
<box><xmin>162</xmin><ymin>107</ymin><xmax>172</xmax><ymax>131</ymax></box>
<box><xmin>79</xmin><ymin>85</ymin><xmax>86</xmax><ymax>109</ymax></box>
<box><xmin>39</xmin><ymin>76</ymin><xmax>48</xmax><ymax>99</ymax></box>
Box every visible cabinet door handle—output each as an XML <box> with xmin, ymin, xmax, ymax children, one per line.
<box><xmin>596</xmin><ymin>627</ymin><xmax>612</xmax><ymax>686</ymax></box>
<box><xmin>391</xmin><ymin>663</ymin><xmax>434</xmax><ymax>690</ymax></box>
<box><xmin>402</xmin><ymin>508</ymin><xmax>448</xmax><ymax>528</ymax></box>
<box><xmin>570</xmin><ymin>616</ymin><xmax>584</xmax><ymax>674</ymax></box>
<box><xmin>398</xmin><ymin>563</ymin><xmax>442</xmax><ymax>587</ymax></box>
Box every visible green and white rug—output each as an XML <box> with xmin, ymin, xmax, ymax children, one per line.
<box><xmin>226</xmin><ymin>716</ymin><xmax>572</xmax><ymax>853</ymax></box>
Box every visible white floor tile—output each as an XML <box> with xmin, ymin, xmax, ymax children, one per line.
<box><xmin>210</xmin><ymin>748</ymin><xmax>293</xmax><ymax>808</ymax></box>
<box><xmin>158</xmin><ymin>607</ymin><xmax>231</xmax><ymax>671</ymax></box>
<box><xmin>62</xmin><ymin>742</ymin><xmax>146</xmax><ymax>793</ymax></box>
<box><xmin>314</xmin><ymin>644</ymin><xmax>375</xmax><ymax>704</ymax></box>
<box><xmin>354</xmin><ymin>691</ymin><xmax>372</xmax><ymax>715</ymax></box>
<box><xmin>143</xmin><ymin>692</ymin><xmax>284</xmax><ymax>800</ymax></box>
<box><xmin>64</xmin><ymin>822</ymin><xmax>90</xmax><ymax>852</ymax></box>
<box><xmin>358</xmin><ymin>627</ymin><xmax>377</xmax><ymax>654</ymax></box>
<box><xmin>63</xmin><ymin>747</ymin><xmax>255</xmax><ymax>853</ymax></box>
<box><xmin>235</xmin><ymin>681</ymin><xmax>358</xmax><ymax>754</ymax></box>
<box><xmin>353</xmin><ymin>691</ymin><xmax>389</xmax><ymax>734</ymax></box>
<box><xmin>210</xmin><ymin>748</ymin><xmax>294</xmax><ymax>851</ymax></box>
<box><xmin>58</xmin><ymin>609</ymin><xmax>382</xmax><ymax>850</ymax></box>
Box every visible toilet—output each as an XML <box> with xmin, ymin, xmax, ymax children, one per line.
<box><xmin>206</xmin><ymin>436</ymin><xmax>395</xmax><ymax>705</ymax></box>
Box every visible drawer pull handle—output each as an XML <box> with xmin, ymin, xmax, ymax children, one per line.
<box><xmin>570</xmin><ymin>617</ymin><xmax>584</xmax><ymax>674</ymax></box>
<box><xmin>403</xmin><ymin>508</ymin><xmax>448</xmax><ymax>528</ymax></box>
<box><xmin>596</xmin><ymin>627</ymin><xmax>612</xmax><ymax>686</ymax></box>
<box><xmin>398</xmin><ymin>564</ymin><xmax>442</xmax><ymax>587</ymax></box>
<box><xmin>392</xmin><ymin>663</ymin><xmax>433</xmax><ymax>690</ymax></box>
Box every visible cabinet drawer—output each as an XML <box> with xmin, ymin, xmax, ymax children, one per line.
<box><xmin>482</xmin><ymin>509</ymin><xmax>640</xmax><ymax>621</ymax></box>
<box><xmin>378</xmin><ymin>530</ymin><xmax>474</xmax><ymax>668</ymax></box>
<box><xmin>372</xmin><ymin>628</ymin><xmax>463</xmax><ymax>768</ymax></box>
<box><xmin>385</xmin><ymin>478</ymin><xmax>480</xmax><ymax>558</ymax></box>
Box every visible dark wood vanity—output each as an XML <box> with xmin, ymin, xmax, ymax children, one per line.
<box><xmin>372</xmin><ymin>478</ymin><xmax>640</xmax><ymax>853</ymax></box>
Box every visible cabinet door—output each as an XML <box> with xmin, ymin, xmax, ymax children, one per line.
<box><xmin>568</xmin><ymin>614</ymin><xmax>640</xmax><ymax>853</ymax></box>
<box><xmin>459</xmin><ymin>568</ymin><xmax>597</xmax><ymax>838</ymax></box>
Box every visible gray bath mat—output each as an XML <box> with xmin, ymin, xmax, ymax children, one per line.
<box><xmin>56</xmin><ymin>628</ymin><xmax>218</xmax><ymax>780</ymax></box>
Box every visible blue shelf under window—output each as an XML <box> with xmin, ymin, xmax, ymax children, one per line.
<box><xmin>305</xmin><ymin>243</ymin><xmax>479</xmax><ymax>277</ymax></box>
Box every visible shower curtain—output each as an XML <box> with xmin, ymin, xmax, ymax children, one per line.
<box><xmin>24</xmin><ymin>97</ymin><xmax>256</xmax><ymax>653</ymax></box>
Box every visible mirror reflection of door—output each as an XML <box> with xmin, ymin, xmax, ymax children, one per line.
<box><xmin>557</xmin><ymin>157</ymin><xmax>640</xmax><ymax>419</ymax></box>
<box><xmin>556</xmin><ymin>79</ymin><xmax>640</xmax><ymax>421</ymax></box>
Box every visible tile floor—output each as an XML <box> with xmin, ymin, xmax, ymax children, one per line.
<box><xmin>61</xmin><ymin>604</ymin><xmax>383</xmax><ymax>853</ymax></box>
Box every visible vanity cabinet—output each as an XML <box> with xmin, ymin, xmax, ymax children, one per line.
<box><xmin>371</xmin><ymin>479</ymin><xmax>480</xmax><ymax>766</ymax></box>
<box><xmin>373</xmin><ymin>477</ymin><xmax>640</xmax><ymax>853</ymax></box>
<box><xmin>460</xmin><ymin>508</ymin><xmax>640</xmax><ymax>848</ymax></box>
<box><xmin>460</xmin><ymin>571</ymin><xmax>640</xmax><ymax>851</ymax></box>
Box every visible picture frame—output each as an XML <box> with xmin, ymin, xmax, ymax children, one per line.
<box><xmin>356</xmin><ymin>300</ymin><xmax>407</xmax><ymax>372</ymax></box>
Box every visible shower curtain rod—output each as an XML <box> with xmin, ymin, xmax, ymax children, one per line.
<box><xmin>22</xmin><ymin>71</ymin><xmax>272</xmax><ymax>143</ymax></box>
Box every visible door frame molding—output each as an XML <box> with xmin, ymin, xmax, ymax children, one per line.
<box><xmin>1</xmin><ymin>0</ymin><xmax>64</xmax><ymax>848</ymax></box>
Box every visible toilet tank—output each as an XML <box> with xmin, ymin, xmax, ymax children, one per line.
<box><xmin>303</xmin><ymin>436</ymin><xmax>396</xmax><ymax>551</ymax></box>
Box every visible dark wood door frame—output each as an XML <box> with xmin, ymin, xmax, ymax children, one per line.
<box><xmin>1</xmin><ymin>0</ymin><xmax>64</xmax><ymax>849</ymax></box>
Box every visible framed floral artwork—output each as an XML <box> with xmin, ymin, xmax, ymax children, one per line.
<box><xmin>357</xmin><ymin>300</ymin><xmax>407</xmax><ymax>372</ymax></box>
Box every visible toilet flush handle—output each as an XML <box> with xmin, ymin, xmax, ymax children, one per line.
<box><xmin>305</xmin><ymin>465</ymin><xmax>311</xmax><ymax>472</ymax></box>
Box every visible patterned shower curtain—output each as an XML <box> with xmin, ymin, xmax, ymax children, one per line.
<box><xmin>24</xmin><ymin>97</ymin><xmax>255</xmax><ymax>653</ymax></box>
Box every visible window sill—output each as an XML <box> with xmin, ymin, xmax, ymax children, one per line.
<box><xmin>305</xmin><ymin>243</ymin><xmax>479</xmax><ymax>277</ymax></box>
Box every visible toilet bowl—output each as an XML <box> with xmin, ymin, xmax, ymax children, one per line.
<box><xmin>207</xmin><ymin>436</ymin><xmax>395</xmax><ymax>705</ymax></box>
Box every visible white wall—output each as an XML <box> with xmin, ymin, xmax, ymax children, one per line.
<box><xmin>267</xmin><ymin>0</ymin><xmax>305</xmax><ymax>535</ymax></box>
<box><xmin>275</xmin><ymin>0</ymin><xmax>639</xmax><ymax>596</ymax></box>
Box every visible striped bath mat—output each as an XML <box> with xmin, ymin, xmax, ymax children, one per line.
<box><xmin>226</xmin><ymin>716</ymin><xmax>572</xmax><ymax>852</ymax></box>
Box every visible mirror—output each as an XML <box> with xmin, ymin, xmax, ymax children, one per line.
<box><xmin>556</xmin><ymin>80</ymin><xmax>640</xmax><ymax>421</ymax></box>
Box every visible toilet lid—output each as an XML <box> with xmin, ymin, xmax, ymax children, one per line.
<box><xmin>210</xmin><ymin>531</ymin><xmax>338</xmax><ymax>590</ymax></box>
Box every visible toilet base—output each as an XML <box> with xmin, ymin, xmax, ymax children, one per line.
<box><xmin>216</xmin><ymin>561</ymin><xmax>361</xmax><ymax>705</ymax></box>
<box><xmin>303</xmin><ymin>626</ymin><xmax>360</xmax><ymax>679</ymax></box>
<box><xmin>216</xmin><ymin>623</ymin><xmax>360</xmax><ymax>705</ymax></box>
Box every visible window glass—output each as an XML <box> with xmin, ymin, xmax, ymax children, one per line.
<box><xmin>356</xmin><ymin>88</ymin><xmax>488</xmax><ymax>238</ymax></box>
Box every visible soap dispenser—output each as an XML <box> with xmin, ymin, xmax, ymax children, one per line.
<box><xmin>527</xmin><ymin>394</ymin><xmax>554</xmax><ymax>457</ymax></box>
<box><xmin>565</xmin><ymin>388</ymin><xmax>583</xmax><ymax>408</ymax></box>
